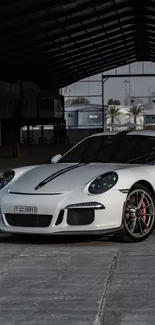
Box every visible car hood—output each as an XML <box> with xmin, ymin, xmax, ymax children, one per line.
<box><xmin>9</xmin><ymin>162</ymin><xmax>139</xmax><ymax>194</ymax></box>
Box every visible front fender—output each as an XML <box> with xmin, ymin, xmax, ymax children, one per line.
<box><xmin>114</xmin><ymin>166</ymin><xmax>155</xmax><ymax>191</ymax></box>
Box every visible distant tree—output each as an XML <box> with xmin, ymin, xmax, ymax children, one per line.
<box><xmin>107</xmin><ymin>98</ymin><xmax>121</xmax><ymax>106</ymax></box>
<box><xmin>65</xmin><ymin>96</ymin><xmax>90</xmax><ymax>105</ymax></box>
<box><xmin>128</xmin><ymin>106</ymin><xmax>143</xmax><ymax>124</ymax></box>
<box><xmin>106</xmin><ymin>106</ymin><xmax>121</xmax><ymax>125</ymax></box>
<box><xmin>106</xmin><ymin>98</ymin><xmax>121</xmax><ymax>130</ymax></box>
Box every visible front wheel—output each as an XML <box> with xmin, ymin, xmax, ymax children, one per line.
<box><xmin>119</xmin><ymin>184</ymin><xmax>155</xmax><ymax>242</ymax></box>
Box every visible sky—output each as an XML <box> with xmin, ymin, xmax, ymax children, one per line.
<box><xmin>62</xmin><ymin>61</ymin><xmax>155</xmax><ymax>106</ymax></box>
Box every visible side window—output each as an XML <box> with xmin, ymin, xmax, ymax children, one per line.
<box><xmin>112</xmin><ymin>137</ymin><xmax>139</xmax><ymax>162</ymax></box>
<box><xmin>97</xmin><ymin>136</ymin><xmax>114</xmax><ymax>162</ymax></box>
<box><xmin>59</xmin><ymin>136</ymin><xmax>104</xmax><ymax>163</ymax></box>
<box><xmin>59</xmin><ymin>135</ymin><xmax>116</xmax><ymax>163</ymax></box>
<box><xmin>59</xmin><ymin>138</ymin><xmax>92</xmax><ymax>162</ymax></box>
<box><xmin>81</xmin><ymin>136</ymin><xmax>115</xmax><ymax>162</ymax></box>
<box><xmin>82</xmin><ymin>137</ymin><xmax>103</xmax><ymax>161</ymax></box>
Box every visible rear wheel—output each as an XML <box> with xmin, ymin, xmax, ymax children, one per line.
<box><xmin>118</xmin><ymin>184</ymin><xmax>155</xmax><ymax>242</ymax></box>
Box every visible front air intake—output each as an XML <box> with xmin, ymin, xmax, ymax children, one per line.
<box><xmin>67</xmin><ymin>208</ymin><xmax>94</xmax><ymax>226</ymax></box>
<box><xmin>5</xmin><ymin>214</ymin><xmax>52</xmax><ymax>227</ymax></box>
<box><xmin>55</xmin><ymin>210</ymin><xmax>64</xmax><ymax>226</ymax></box>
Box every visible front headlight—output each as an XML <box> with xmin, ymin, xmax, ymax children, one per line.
<box><xmin>88</xmin><ymin>172</ymin><xmax>118</xmax><ymax>194</ymax></box>
<box><xmin>0</xmin><ymin>170</ymin><xmax>15</xmax><ymax>190</ymax></box>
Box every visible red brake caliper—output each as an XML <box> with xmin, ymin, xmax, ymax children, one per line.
<box><xmin>142</xmin><ymin>201</ymin><xmax>146</xmax><ymax>222</ymax></box>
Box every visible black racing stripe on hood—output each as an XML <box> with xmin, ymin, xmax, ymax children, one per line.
<box><xmin>35</xmin><ymin>163</ymin><xmax>87</xmax><ymax>190</ymax></box>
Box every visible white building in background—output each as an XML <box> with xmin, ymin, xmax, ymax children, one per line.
<box><xmin>106</xmin><ymin>105</ymin><xmax>144</xmax><ymax>130</ymax></box>
<box><xmin>65</xmin><ymin>104</ymin><xmax>144</xmax><ymax>130</ymax></box>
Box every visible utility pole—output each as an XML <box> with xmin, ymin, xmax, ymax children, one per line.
<box><xmin>123</xmin><ymin>79</ymin><xmax>129</xmax><ymax>106</ymax></box>
<box><xmin>101</xmin><ymin>74</ymin><xmax>109</xmax><ymax>131</ymax></box>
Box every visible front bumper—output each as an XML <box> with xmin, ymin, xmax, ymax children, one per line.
<box><xmin>0</xmin><ymin>190</ymin><xmax>125</xmax><ymax>235</ymax></box>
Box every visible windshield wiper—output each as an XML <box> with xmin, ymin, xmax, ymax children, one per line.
<box><xmin>126</xmin><ymin>151</ymin><xmax>155</xmax><ymax>164</ymax></box>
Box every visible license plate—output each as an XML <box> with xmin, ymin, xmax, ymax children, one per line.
<box><xmin>14</xmin><ymin>206</ymin><xmax>38</xmax><ymax>214</ymax></box>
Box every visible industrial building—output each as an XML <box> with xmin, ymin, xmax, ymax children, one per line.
<box><xmin>65</xmin><ymin>104</ymin><xmax>104</xmax><ymax>129</ymax></box>
<box><xmin>65</xmin><ymin>104</ymin><xmax>144</xmax><ymax>129</ymax></box>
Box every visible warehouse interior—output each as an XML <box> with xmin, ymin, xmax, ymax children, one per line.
<box><xmin>0</xmin><ymin>0</ymin><xmax>155</xmax><ymax>163</ymax></box>
<box><xmin>1</xmin><ymin>2</ymin><xmax>155</xmax><ymax>325</ymax></box>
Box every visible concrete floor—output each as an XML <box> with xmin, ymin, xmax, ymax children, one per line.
<box><xmin>0</xmin><ymin>233</ymin><xmax>155</xmax><ymax>325</ymax></box>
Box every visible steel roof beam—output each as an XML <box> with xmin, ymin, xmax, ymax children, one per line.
<box><xmin>0</xmin><ymin>7</ymin><xmax>134</xmax><ymax>44</ymax></box>
<box><xmin>133</xmin><ymin>0</ymin><xmax>149</xmax><ymax>61</ymax></box>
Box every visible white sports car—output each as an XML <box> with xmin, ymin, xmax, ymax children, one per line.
<box><xmin>0</xmin><ymin>130</ymin><xmax>155</xmax><ymax>242</ymax></box>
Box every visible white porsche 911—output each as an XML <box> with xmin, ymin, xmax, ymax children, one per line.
<box><xmin>1</xmin><ymin>129</ymin><xmax>155</xmax><ymax>242</ymax></box>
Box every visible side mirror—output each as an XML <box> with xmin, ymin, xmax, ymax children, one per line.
<box><xmin>51</xmin><ymin>154</ymin><xmax>62</xmax><ymax>164</ymax></box>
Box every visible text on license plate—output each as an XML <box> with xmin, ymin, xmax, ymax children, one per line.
<box><xmin>14</xmin><ymin>206</ymin><xmax>38</xmax><ymax>214</ymax></box>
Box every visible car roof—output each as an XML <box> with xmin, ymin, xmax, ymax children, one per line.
<box><xmin>127</xmin><ymin>130</ymin><xmax>155</xmax><ymax>136</ymax></box>
<box><xmin>89</xmin><ymin>131</ymin><xmax>118</xmax><ymax>137</ymax></box>
<box><xmin>89</xmin><ymin>130</ymin><xmax>155</xmax><ymax>138</ymax></box>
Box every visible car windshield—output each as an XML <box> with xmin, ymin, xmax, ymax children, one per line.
<box><xmin>58</xmin><ymin>134</ymin><xmax>155</xmax><ymax>164</ymax></box>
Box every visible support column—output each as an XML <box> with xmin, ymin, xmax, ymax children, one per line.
<box><xmin>27</xmin><ymin>125</ymin><xmax>30</xmax><ymax>144</ymax></box>
<box><xmin>0</xmin><ymin>120</ymin><xmax>20</xmax><ymax>157</ymax></box>
<box><xmin>41</xmin><ymin>124</ymin><xmax>44</xmax><ymax>143</ymax></box>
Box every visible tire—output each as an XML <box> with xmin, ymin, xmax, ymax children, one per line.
<box><xmin>116</xmin><ymin>183</ymin><xmax>155</xmax><ymax>243</ymax></box>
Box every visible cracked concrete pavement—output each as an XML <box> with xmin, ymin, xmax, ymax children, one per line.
<box><xmin>0</xmin><ymin>233</ymin><xmax>155</xmax><ymax>325</ymax></box>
